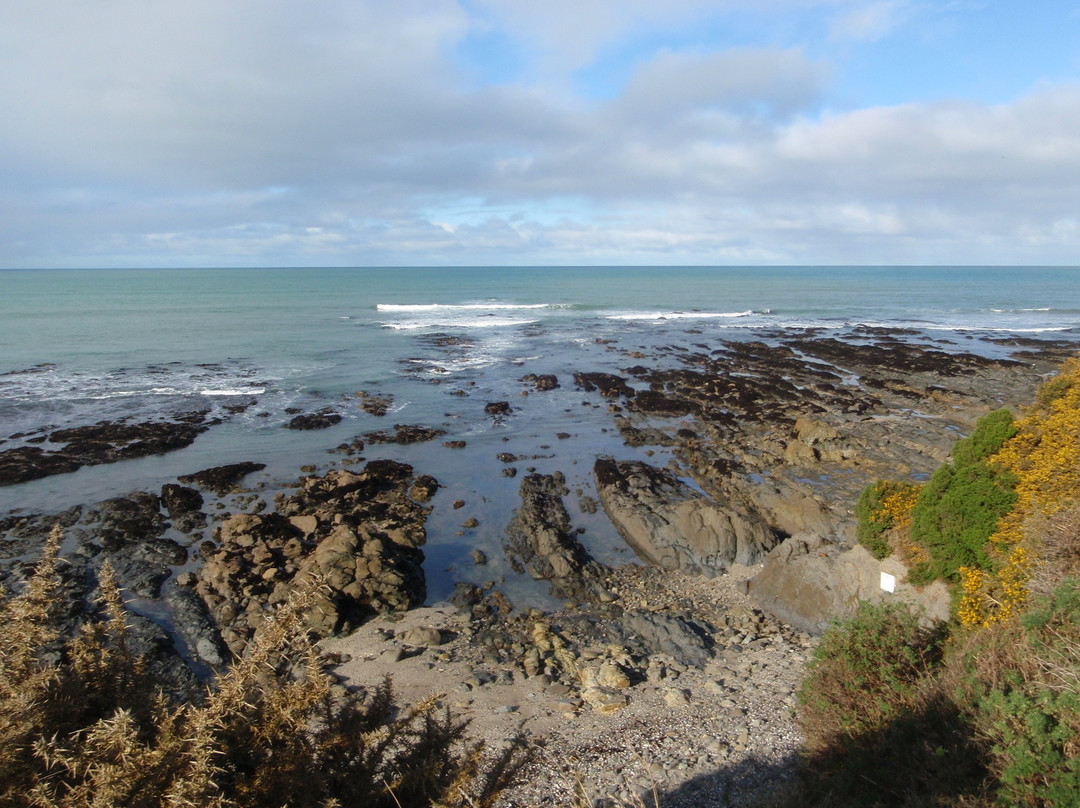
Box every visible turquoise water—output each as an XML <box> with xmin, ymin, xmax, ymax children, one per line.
<box><xmin>2</xmin><ymin>266</ymin><xmax>1079</xmax><ymax>602</ymax></box>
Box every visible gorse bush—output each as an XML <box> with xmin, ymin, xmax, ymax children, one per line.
<box><xmin>855</xmin><ymin>480</ymin><xmax>921</xmax><ymax>560</ymax></box>
<box><xmin>908</xmin><ymin>408</ymin><xmax>1018</xmax><ymax>586</ymax></box>
<box><xmin>797</xmin><ymin>600</ymin><xmax>944</xmax><ymax>756</ymax></box>
<box><xmin>961</xmin><ymin>357</ymin><xmax>1080</xmax><ymax>626</ymax></box>
<box><xmin>961</xmin><ymin>578</ymin><xmax>1080</xmax><ymax>807</ymax></box>
<box><xmin>0</xmin><ymin>527</ymin><xmax>530</xmax><ymax>808</ymax></box>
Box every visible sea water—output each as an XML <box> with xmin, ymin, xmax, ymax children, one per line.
<box><xmin>2</xmin><ymin>266</ymin><xmax>1079</xmax><ymax>602</ymax></box>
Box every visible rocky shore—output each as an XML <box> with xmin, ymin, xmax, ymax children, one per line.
<box><xmin>2</xmin><ymin>328</ymin><xmax>1077</xmax><ymax>805</ymax></box>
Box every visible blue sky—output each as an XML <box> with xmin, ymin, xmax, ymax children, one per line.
<box><xmin>3</xmin><ymin>1</ymin><xmax>1080</xmax><ymax>267</ymax></box>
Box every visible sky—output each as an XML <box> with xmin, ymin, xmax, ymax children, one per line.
<box><xmin>3</xmin><ymin>1</ymin><xmax>1080</xmax><ymax>268</ymax></box>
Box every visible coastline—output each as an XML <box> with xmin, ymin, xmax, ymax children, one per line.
<box><xmin>3</xmin><ymin>308</ymin><xmax>1080</xmax><ymax>804</ymax></box>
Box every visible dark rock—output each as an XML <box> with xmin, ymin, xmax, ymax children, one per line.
<box><xmin>619</xmin><ymin>610</ymin><xmax>713</xmax><ymax>668</ymax></box>
<box><xmin>0</xmin><ymin>416</ymin><xmax>212</xmax><ymax>486</ymax></box>
<box><xmin>160</xmin><ymin>484</ymin><xmax>206</xmax><ymax>532</ymax></box>
<box><xmin>84</xmin><ymin>493</ymin><xmax>168</xmax><ymax>551</ymax></box>
<box><xmin>364</xmin><ymin>424</ymin><xmax>447</xmax><ymax>445</ymax></box>
<box><xmin>573</xmin><ymin>372</ymin><xmax>634</xmax><ymax>398</ymax></box>
<box><xmin>179</xmin><ymin>462</ymin><xmax>266</xmax><ymax>496</ymax></box>
<box><xmin>504</xmin><ymin>473</ymin><xmax>606</xmax><ymax>602</ymax></box>
<box><xmin>533</xmin><ymin>374</ymin><xmax>559</xmax><ymax>391</ymax></box>
<box><xmin>485</xmin><ymin>401</ymin><xmax>512</xmax><ymax>415</ymax></box>
<box><xmin>163</xmin><ymin>583</ymin><xmax>230</xmax><ymax>668</ymax></box>
<box><xmin>286</xmin><ymin>409</ymin><xmax>343</xmax><ymax>430</ymax></box>
<box><xmin>356</xmin><ymin>391</ymin><xmax>394</xmax><ymax>416</ymax></box>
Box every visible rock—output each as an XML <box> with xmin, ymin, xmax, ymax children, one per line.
<box><xmin>356</xmin><ymin>391</ymin><xmax>394</xmax><ymax>416</ymax></box>
<box><xmin>364</xmin><ymin>424</ymin><xmax>447</xmax><ymax>445</ymax></box>
<box><xmin>472</xmin><ymin>549</ymin><xmax>488</xmax><ymax>566</ymax></box>
<box><xmin>619</xmin><ymin>610</ymin><xmax>713</xmax><ymax>668</ymax></box>
<box><xmin>164</xmin><ymin>584</ymin><xmax>229</xmax><ymax>668</ymax></box>
<box><xmin>195</xmin><ymin>460</ymin><xmax>435</xmax><ymax>653</ymax></box>
<box><xmin>596</xmin><ymin>661</ymin><xmax>631</xmax><ymax>689</ymax></box>
<box><xmin>749</xmin><ymin>533</ymin><xmax>951</xmax><ymax>634</ymax></box>
<box><xmin>581</xmin><ymin>685</ymin><xmax>629</xmax><ymax>714</ymax></box>
<box><xmin>399</xmin><ymin>626</ymin><xmax>443</xmax><ymax>647</ymax></box>
<box><xmin>533</xmin><ymin>375</ymin><xmax>559</xmax><ymax>391</ymax></box>
<box><xmin>462</xmin><ymin>517</ymin><xmax>479</xmax><ymax>529</ymax></box>
<box><xmin>573</xmin><ymin>372</ymin><xmax>634</xmax><ymax>398</ymax></box>
<box><xmin>179</xmin><ymin>462</ymin><xmax>266</xmax><ymax>496</ymax></box>
<box><xmin>485</xmin><ymin>401</ymin><xmax>512</xmax><ymax>415</ymax></box>
<box><xmin>594</xmin><ymin>457</ymin><xmax>779</xmax><ymax>573</ymax></box>
<box><xmin>504</xmin><ymin>473</ymin><xmax>607</xmax><ymax>602</ymax></box>
<box><xmin>84</xmin><ymin>493</ymin><xmax>168</xmax><ymax>551</ymax></box>
<box><xmin>409</xmin><ymin>474</ymin><xmax>439</xmax><ymax>503</ymax></box>
<box><xmin>160</xmin><ymin>484</ymin><xmax>206</xmax><ymax>532</ymax></box>
<box><xmin>664</xmin><ymin>688</ymin><xmax>692</xmax><ymax>707</ymax></box>
<box><xmin>0</xmin><ymin>415</ymin><xmax>213</xmax><ymax>486</ymax></box>
<box><xmin>286</xmin><ymin>409</ymin><xmax>343</xmax><ymax>430</ymax></box>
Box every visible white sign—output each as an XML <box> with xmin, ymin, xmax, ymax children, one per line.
<box><xmin>880</xmin><ymin>571</ymin><xmax>896</xmax><ymax>593</ymax></box>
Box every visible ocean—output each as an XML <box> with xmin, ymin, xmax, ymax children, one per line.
<box><xmin>3</xmin><ymin>266</ymin><xmax>1079</xmax><ymax>604</ymax></box>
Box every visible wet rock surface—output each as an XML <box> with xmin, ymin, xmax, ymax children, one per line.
<box><xmin>178</xmin><ymin>461</ymin><xmax>267</xmax><ymax>496</ymax></box>
<box><xmin>504</xmin><ymin>472</ymin><xmax>607</xmax><ymax>602</ymax></box>
<box><xmin>355</xmin><ymin>390</ymin><xmax>394</xmax><ymax>416</ymax></box>
<box><xmin>285</xmin><ymin>408</ymin><xmax>343</xmax><ymax>430</ymax></box>
<box><xmin>0</xmin><ymin>413</ymin><xmax>214</xmax><ymax>486</ymax></box>
<box><xmin>363</xmin><ymin>424</ymin><xmax>447</xmax><ymax>444</ymax></box>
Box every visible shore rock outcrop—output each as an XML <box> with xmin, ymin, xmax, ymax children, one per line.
<box><xmin>195</xmin><ymin>460</ymin><xmax>435</xmax><ymax>656</ymax></box>
<box><xmin>594</xmin><ymin>458</ymin><xmax>779</xmax><ymax>574</ymax></box>
<box><xmin>748</xmin><ymin>533</ymin><xmax>950</xmax><ymax>634</ymax></box>
<box><xmin>505</xmin><ymin>472</ymin><xmax>607</xmax><ymax>601</ymax></box>
<box><xmin>0</xmin><ymin>414</ymin><xmax>213</xmax><ymax>486</ymax></box>
<box><xmin>178</xmin><ymin>461</ymin><xmax>266</xmax><ymax>496</ymax></box>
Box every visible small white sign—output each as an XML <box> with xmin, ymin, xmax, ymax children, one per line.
<box><xmin>880</xmin><ymin>571</ymin><xmax>896</xmax><ymax>593</ymax></box>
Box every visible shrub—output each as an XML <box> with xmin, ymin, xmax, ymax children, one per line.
<box><xmin>964</xmin><ymin>358</ymin><xmax>1080</xmax><ymax>625</ymax></box>
<box><xmin>797</xmin><ymin>600</ymin><xmax>944</xmax><ymax>756</ymax></box>
<box><xmin>908</xmin><ymin>409</ymin><xmax>1019</xmax><ymax>585</ymax></box>
<box><xmin>855</xmin><ymin>480</ymin><xmax>920</xmax><ymax>560</ymax></box>
<box><xmin>951</xmin><ymin>408</ymin><xmax>1017</xmax><ymax>467</ymax></box>
<box><xmin>0</xmin><ymin>527</ymin><xmax>530</xmax><ymax>808</ymax></box>
<box><xmin>961</xmin><ymin>578</ymin><xmax>1080</xmax><ymax>807</ymax></box>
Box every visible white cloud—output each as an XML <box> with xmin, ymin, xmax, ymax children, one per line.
<box><xmin>2</xmin><ymin>1</ymin><xmax>1080</xmax><ymax>266</ymax></box>
<box><xmin>829</xmin><ymin>1</ymin><xmax>912</xmax><ymax>42</ymax></box>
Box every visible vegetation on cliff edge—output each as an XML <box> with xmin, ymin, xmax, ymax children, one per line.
<box><xmin>796</xmin><ymin>356</ymin><xmax>1080</xmax><ymax>807</ymax></box>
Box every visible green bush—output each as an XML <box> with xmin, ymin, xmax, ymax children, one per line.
<box><xmin>797</xmin><ymin>600</ymin><xmax>944</xmax><ymax>756</ymax></box>
<box><xmin>964</xmin><ymin>579</ymin><xmax>1080</xmax><ymax>807</ymax></box>
<box><xmin>951</xmin><ymin>408</ymin><xmax>1017</xmax><ymax>467</ymax></box>
<box><xmin>908</xmin><ymin>409</ymin><xmax>1018</xmax><ymax>584</ymax></box>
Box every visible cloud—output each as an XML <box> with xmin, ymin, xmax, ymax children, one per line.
<box><xmin>3</xmin><ymin>1</ymin><xmax>1080</xmax><ymax>266</ymax></box>
<box><xmin>829</xmin><ymin>1</ymin><xmax>912</xmax><ymax>42</ymax></box>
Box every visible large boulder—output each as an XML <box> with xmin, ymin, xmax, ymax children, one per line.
<box><xmin>593</xmin><ymin>457</ymin><xmax>779</xmax><ymax>575</ymax></box>
<box><xmin>748</xmin><ymin>533</ymin><xmax>950</xmax><ymax>634</ymax></box>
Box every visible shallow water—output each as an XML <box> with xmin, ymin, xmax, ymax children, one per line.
<box><xmin>3</xmin><ymin>266</ymin><xmax>1079</xmax><ymax>602</ymax></box>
